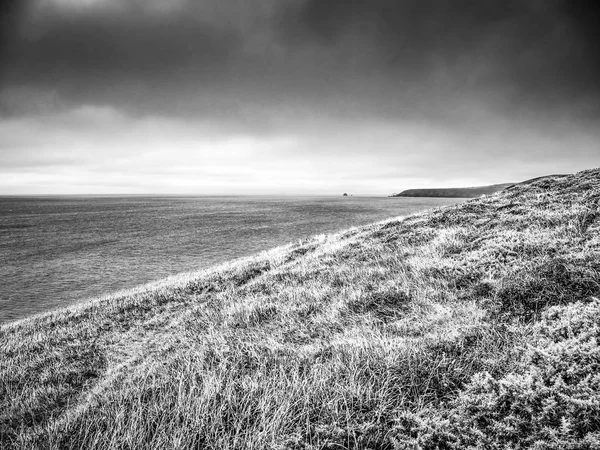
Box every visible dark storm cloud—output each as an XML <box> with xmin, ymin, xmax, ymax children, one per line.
<box><xmin>2</xmin><ymin>0</ymin><xmax>599</xmax><ymax>121</ymax></box>
<box><xmin>561</xmin><ymin>0</ymin><xmax>600</xmax><ymax>58</ymax></box>
<box><xmin>284</xmin><ymin>0</ymin><xmax>600</xmax><ymax>110</ymax></box>
<box><xmin>0</xmin><ymin>1</ymin><xmax>296</xmax><ymax>120</ymax></box>
<box><xmin>0</xmin><ymin>0</ymin><xmax>31</xmax><ymax>63</ymax></box>
<box><xmin>2</xmin><ymin>2</ymin><xmax>239</xmax><ymax>93</ymax></box>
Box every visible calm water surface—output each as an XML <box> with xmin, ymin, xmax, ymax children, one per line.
<box><xmin>0</xmin><ymin>196</ymin><xmax>460</xmax><ymax>323</ymax></box>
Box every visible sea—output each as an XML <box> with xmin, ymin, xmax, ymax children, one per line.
<box><xmin>0</xmin><ymin>196</ymin><xmax>461</xmax><ymax>324</ymax></box>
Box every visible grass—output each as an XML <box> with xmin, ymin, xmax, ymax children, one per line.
<box><xmin>1</xmin><ymin>168</ymin><xmax>599</xmax><ymax>449</ymax></box>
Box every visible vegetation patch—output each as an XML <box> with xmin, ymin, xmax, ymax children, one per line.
<box><xmin>496</xmin><ymin>257</ymin><xmax>600</xmax><ymax>320</ymax></box>
<box><xmin>393</xmin><ymin>299</ymin><xmax>600</xmax><ymax>449</ymax></box>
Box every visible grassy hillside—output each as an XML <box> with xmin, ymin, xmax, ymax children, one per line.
<box><xmin>1</xmin><ymin>168</ymin><xmax>599</xmax><ymax>449</ymax></box>
<box><xmin>392</xmin><ymin>183</ymin><xmax>515</xmax><ymax>198</ymax></box>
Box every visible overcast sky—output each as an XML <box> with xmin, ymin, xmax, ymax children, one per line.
<box><xmin>1</xmin><ymin>0</ymin><xmax>599</xmax><ymax>195</ymax></box>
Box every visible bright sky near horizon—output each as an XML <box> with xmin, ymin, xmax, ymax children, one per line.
<box><xmin>0</xmin><ymin>0</ymin><xmax>599</xmax><ymax>195</ymax></box>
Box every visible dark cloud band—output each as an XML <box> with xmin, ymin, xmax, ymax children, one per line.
<box><xmin>1</xmin><ymin>0</ymin><xmax>599</xmax><ymax>124</ymax></box>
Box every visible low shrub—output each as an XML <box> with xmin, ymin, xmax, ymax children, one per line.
<box><xmin>496</xmin><ymin>257</ymin><xmax>600</xmax><ymax>320</ymax></box>
<box><xmin>392</xmin><ymin>299</ymin><xmax>600</xmax><ymax>449</ymax></box>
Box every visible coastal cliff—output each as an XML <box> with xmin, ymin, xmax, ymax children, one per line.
<box><xmin>1</xmin><ymin>168</ymin><xmax>599</xmax><ymax>449</ymax></box>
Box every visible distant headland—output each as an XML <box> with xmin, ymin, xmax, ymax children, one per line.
<box><xmin>391</xmin><ymin>183</ymin><xmax>514</xmax><ymax>198</ymax></box>
<box><xmin>391</xmin><ymin>175</ymin><xmax>570</xmax><ymax>198</ymax></box>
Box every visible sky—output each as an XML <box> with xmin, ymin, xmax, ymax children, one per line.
<box><xmin>0</xmin><ymin>0</ymin><xmax>599</xmax><ymax>195</ymax></box>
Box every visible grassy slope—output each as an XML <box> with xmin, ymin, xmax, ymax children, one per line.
<box><xmin>1</xmin><ymin>169</ymin><xmax>599</xmax><ymax>449</ymax></box>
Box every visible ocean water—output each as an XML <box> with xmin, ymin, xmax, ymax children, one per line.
<box><xmin>0</xmin><ymin>196</ymin><xmax>460</xmax><ymax>324</ymax></box>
